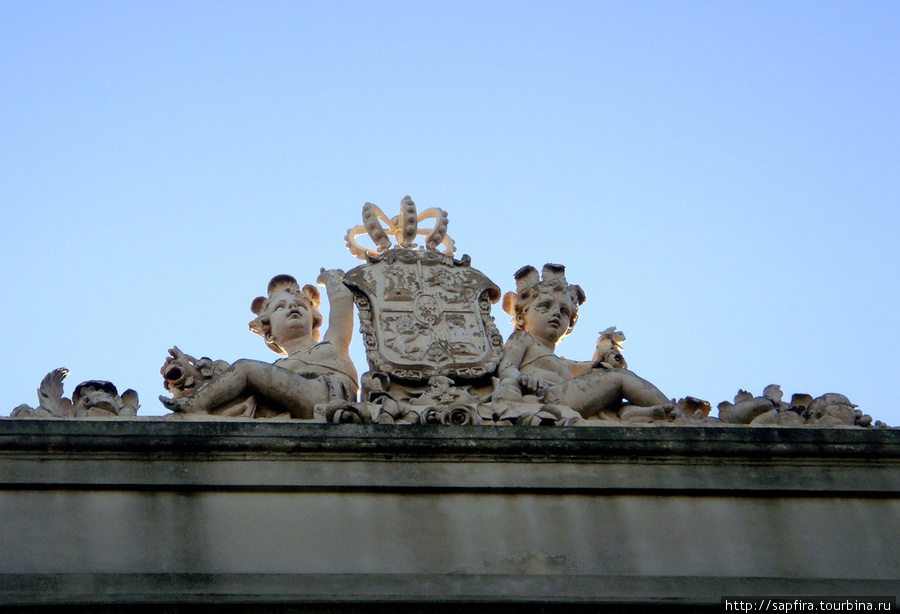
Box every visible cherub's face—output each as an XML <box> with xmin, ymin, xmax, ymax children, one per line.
<box><xmin>266</xmin><ymin>291</ymin><xmax>314</xmax><ymax>346</ymax></box>
<box><xmin>522</xmin><ymin>292</ymin><xmax>573</xmax><ymax>345</ymax></box>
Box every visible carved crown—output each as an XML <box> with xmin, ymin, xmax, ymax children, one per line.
<box><xmin>345</xmin><ymin>196</ymin><xmax>456</xmax><ymax>261</ymax></box>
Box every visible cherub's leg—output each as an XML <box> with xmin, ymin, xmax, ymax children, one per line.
<box><xmin>616</xmin><ymin>369</ymin><xmax>671</xmax><ymax>409</ymax></box>
<box><xmin>161</xmin><ymin>360</ymin><xmax>330</xmax><ymax>419</ymax></box>
<box><xmin>238</xmin><ymin>360</ymin><xmax>331</xmax><ymax>418</ymax></box>
<box><xmin>548</xmin><ymin>369</ymin><xmax>670</xmax><ymax>419</ymax></box>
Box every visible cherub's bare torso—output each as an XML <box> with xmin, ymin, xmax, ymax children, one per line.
<box><xmin>276</xmin><ymin>340</ymin><xmax>359</xmax><ymax>395</ymax></box>
<box><xmin>512</xmin><ymin>331</ymin><xmax>572</xmax><ymax>385</ymax></box>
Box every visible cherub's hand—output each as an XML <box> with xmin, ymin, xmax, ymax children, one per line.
<box><xmin>317</xmin><ymin>268</ymin><xmax>345</xmax><ymax>286</ymax></box>
<box><xmin>517</xmin><ymin>373</ymin><xmax>548</xmax><ymax>394</ymax></box>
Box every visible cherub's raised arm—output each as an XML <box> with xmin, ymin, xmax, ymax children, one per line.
<box><xmin>318</xmin><ymin>268</ymin><xmax>355</xmax><ymax>351</ymax></box>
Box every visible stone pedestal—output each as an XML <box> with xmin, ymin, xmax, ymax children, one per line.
<box><xmin>0</xmin><ymin>420</ymin><xmax>897</xmax><ymax>610</ymax></box>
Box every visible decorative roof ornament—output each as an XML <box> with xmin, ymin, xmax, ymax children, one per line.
<box><xmin>345</xmin><ymin>196</ymin><xmax>455</xmax><ymax>261</ymax></box>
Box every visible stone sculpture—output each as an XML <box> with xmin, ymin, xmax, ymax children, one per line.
<box><xmin>492</xmin><ymin>264</ymin><xmax>674</xmax><ymax>423</ymax></box>
<box><xmin>10</xmin><ymin>368</ymin><xmax>139</xmax><ymax>418</ymax></box>
<box><xmin>8</xmin><ymin>196</ymin><xmax>889</xmax><ymax>428</ymax></box>
<box><xmin>160</xmin><ymin>347</ymin><xmax>231</xmax><ymax>399</ymax></box>
<box><xmin>343</xmin><ymin>197</ymin><xmax>504</xmax><ymax>420</ymax></box>
<box><xmin>717</xmin><ymin>385</ymin><xmax>883</xmax><ymax>427</ymax></box>
<box><xmin>159</xmin><ymin>269</ymin><xmax>358</xmax><ymax>418</ymax></box>
<box><xmin>592</xmin><ymin>326</ymin><xmax>628</xmax><ymax>369</ymax></box>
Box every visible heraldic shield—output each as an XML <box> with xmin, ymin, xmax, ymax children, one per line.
<box><xmin>343</xmin><ymin>248</ymin><xmax>503</xmax><ymax>385</ymax></box>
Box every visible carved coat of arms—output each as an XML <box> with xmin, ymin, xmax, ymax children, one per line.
<box><xmin>343</xmin><ymin>198</ymin><xmax>502</xmax><ymax>382</ymax></box>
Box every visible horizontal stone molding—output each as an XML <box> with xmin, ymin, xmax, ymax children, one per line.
<box><xmin>1</xmin><ymin>420</ymin><xmax>898</xmax><ymax>493</ymax></box>
<box><xmin>1</xmin><ymin>421</ymin><xmax>897</xmax><ymax>607</ymax></box>
<box><xmin>1</xmin><ymin>573</ymin><xmax>897</xmax><ymax>606</ymax></box>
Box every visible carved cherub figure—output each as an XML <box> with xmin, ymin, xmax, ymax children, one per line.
<box><xmin>159</xmin><ymin>270</ymin><xmax>359</xmax><ymax>419</ymax></box>
<box><xmin>494</xmin><ymin>264</ymin><xmax>673</xmax><ymax>422</ymax></box>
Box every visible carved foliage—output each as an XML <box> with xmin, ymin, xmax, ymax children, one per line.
<box><xmin>11</xmin><ymin>368</ymin><xmax>139</xmax><ymax>418</ymax></box>
<box><xmin>717</xmin><ymin>386</ymin><xmax>884</xmax><ymax>427</ymax></box>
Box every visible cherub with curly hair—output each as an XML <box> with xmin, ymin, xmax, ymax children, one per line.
<box><xmin>160</xmin><ymin>269</ymin><xmax>358</xmax><ymax>419</ymax></box>
<box><xmin>495</xmin><ymin>264</ymin><xmax>672</xmax><ymax>422</ymax></box>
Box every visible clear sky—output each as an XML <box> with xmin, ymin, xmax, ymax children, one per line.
<box><xmin>2</xmin><ymin>1</ymin><xmax>898</xmax><ymax>425</ymax></box>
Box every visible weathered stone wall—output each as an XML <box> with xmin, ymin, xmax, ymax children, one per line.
<box><xmin>0</xmin><ymin>420</ymin><xmax>897</xmax><ymax>609</ymax></box>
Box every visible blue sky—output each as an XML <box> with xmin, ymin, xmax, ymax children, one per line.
<box><xmin>2</xmin><ymin>1</ymin><xmax>898</xmax><ymax>425</ymax></box>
